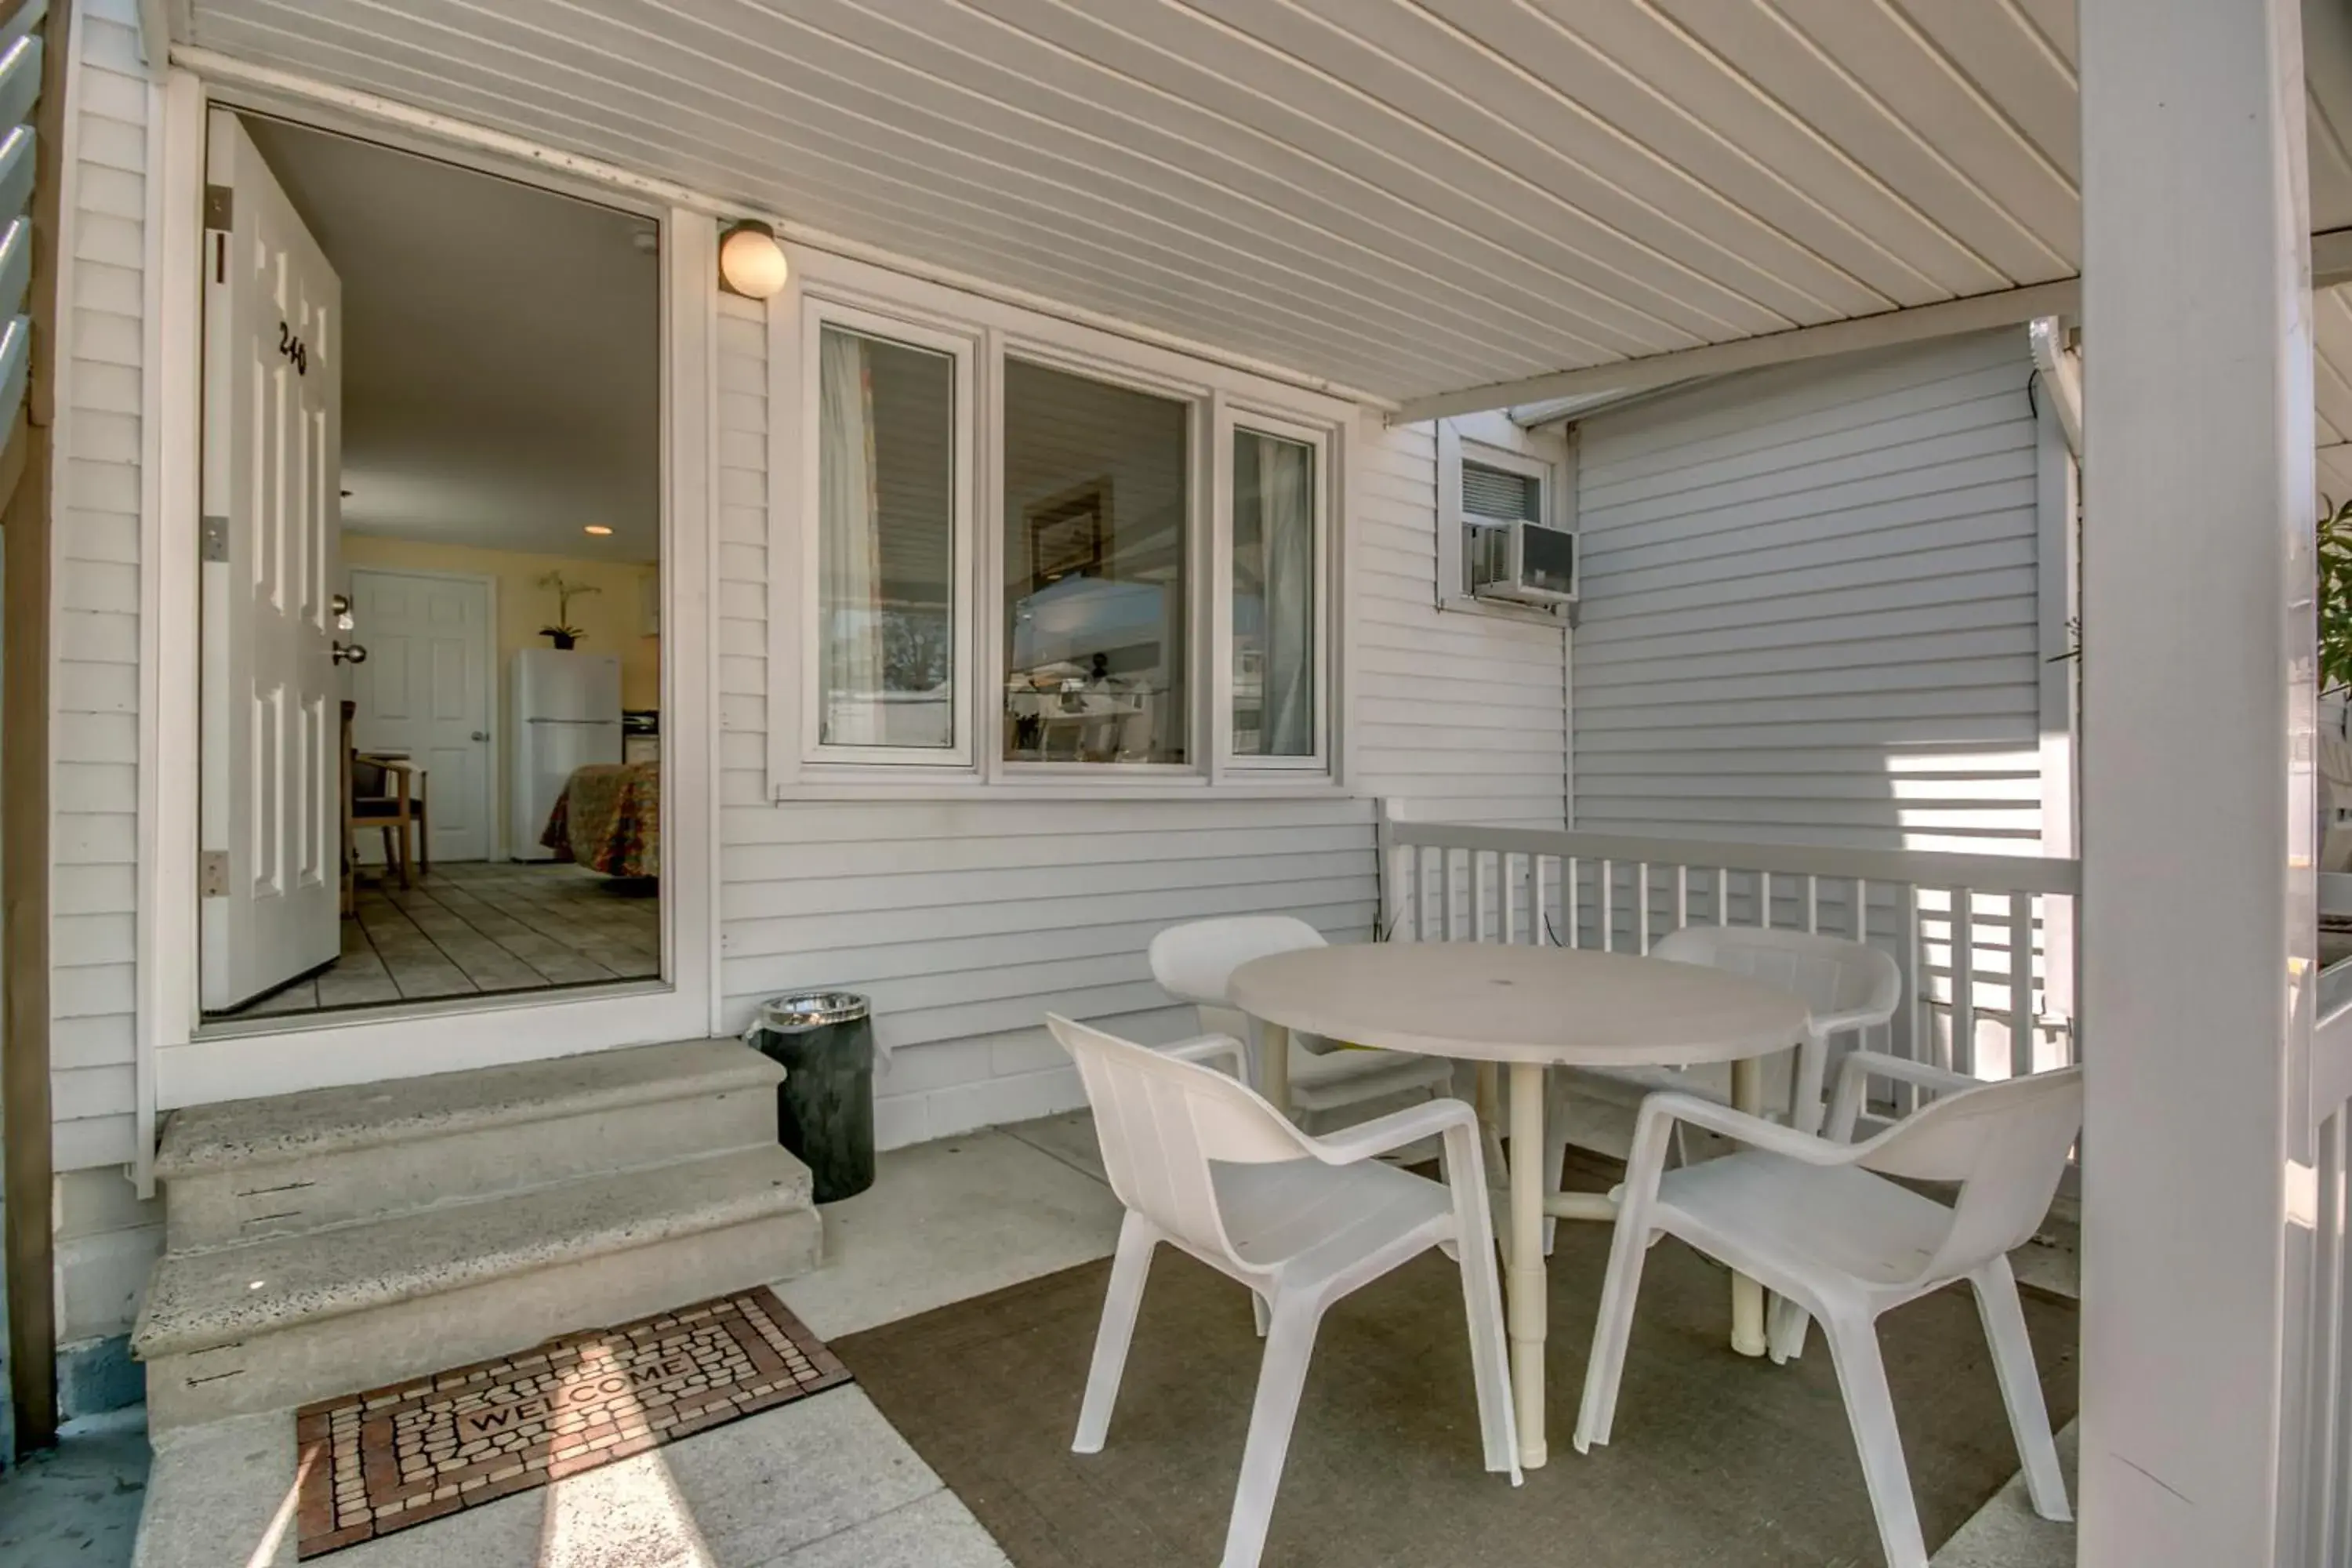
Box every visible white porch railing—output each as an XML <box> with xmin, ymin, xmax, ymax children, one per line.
<box><xmin>2296</xmin><ymin>909</ymin><xmax>2352</xmax><ymax>1562</ymax></box>
<box><xmin>1375</xmin><ymin>806</ymin><xmax>2084</xmax><ymax>1083</ymax></box>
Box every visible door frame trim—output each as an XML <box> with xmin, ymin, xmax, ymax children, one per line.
<box><xmin>342</xmin><ymin>564</ymin><xmax>500</xmax><ymax>869</ymax></box>
<box><xmin>145</xmin><ymin>69</ymin><xmax>721</xmax><ymax>1110</ymax></box>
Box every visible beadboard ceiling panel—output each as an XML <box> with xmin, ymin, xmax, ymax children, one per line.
<box><xmin>2320</xmin><ymin>286</ymin><xmax>2352</xmax><ymax>503</ymax></box>
<box><xmin>180</xmin><ymin>0</ymin><xmax>2352</xmax><ymax>405</ymax></box>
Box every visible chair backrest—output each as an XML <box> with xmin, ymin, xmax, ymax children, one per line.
<box><xmin>1148</xmin><ymin>916</ymin><xmax>1326</xmax><ymax>1039</ymax></box>
<box><xmin>1149</xmin><ymin>915</ymin><xmax>1326</xmax><ymax>1007</ymax></box>
<box><xmin>1854</xmin><ymin>1065</ymin><xmax>2084</xmax><ymax>1283</ymax></box>
<box><xmin>1652</xmin><ymin>924</ymin><xmax>1900</xmax><ymax>1036</ymax></box>
<box><xmin>1047</xmin><ymin>1012</ymin><xmax>1307</xmax><ymax>1268</ymax></box>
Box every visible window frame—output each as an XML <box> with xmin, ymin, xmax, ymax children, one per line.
<box><xmin>793</xmin><ymin>296</ymin><xmax>981</xmax><ymax>771</ymax></box>
<box><xmin>768</xmin><ymin>252</ymin><xmax>1356</xmax><ymax>801</ymax></box>
<box><xmin>1433</xmin><ymin>416</ymin><xmax>1576</xmax><ymax>624</ymax></box>
<box><xmin>989</xmin><ymin>339</ymin><xmax>1213</xmax><ymax>785</ymax></box>
<box><xmin>1214</xmin><ymin>402</ymin><xmax>1334</xmax><ymax>778</ymax></box>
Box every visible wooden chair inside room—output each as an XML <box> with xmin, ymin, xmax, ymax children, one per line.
<box><xmin>342</xmin><ymin>699</ymin><xmax>419</xmax><ymax>909</ymax></box>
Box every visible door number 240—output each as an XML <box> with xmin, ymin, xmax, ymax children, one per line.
<box><xmin>277</xmin><ymin>320</ymin><xmax>309</xmax><ymax>376</ymax></box>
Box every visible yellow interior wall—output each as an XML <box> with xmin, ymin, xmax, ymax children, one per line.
<box><xmin>339</xmin><ymin>534</ymin><xmax>662</xmax><ymax>709</ymax></box>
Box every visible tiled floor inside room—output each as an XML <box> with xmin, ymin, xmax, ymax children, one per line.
<box><xmin>210</xmin><ymin>861</ymin><xmax>661</xmax><ymax>1019</ymax></box>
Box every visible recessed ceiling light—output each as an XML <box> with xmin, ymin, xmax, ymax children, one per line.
<box><xmin>583</xmin><ymin>525</ymin><xmax>613</xmax><ymax>536</ymax></box>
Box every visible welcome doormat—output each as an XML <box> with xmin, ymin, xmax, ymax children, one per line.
<box><xmin>292</xmin><ymin>1287</ymin><xmax>849</xmax><ymax>1559</ymax></box>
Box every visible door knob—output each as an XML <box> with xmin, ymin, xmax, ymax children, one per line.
<box><xmin>332</xmin><ymin>642</ymin><xmax>368</xmax><ymax>665</ymax></box>
<box><xmin>471</xmin><ymin>731</ymin><xmax>489</xmax><ymax>742</ymax></box>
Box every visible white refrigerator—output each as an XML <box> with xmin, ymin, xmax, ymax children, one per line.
<box><xmin>509</xmin><ymin>649</ymin><xmax>622</xmax><ymax>860</ymax></box>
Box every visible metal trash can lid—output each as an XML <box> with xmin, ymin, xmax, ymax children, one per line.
<box><xmin>753</xmin><ymin>991</ymin><xmax>869</xmax><ymax>1031</ymax></box>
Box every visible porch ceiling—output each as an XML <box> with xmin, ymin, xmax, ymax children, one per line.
<box><xmin>2321</xmin><ymin>285</ymin><xmax>2352</xmax><ymax>503</ymax></box>
<box><xmin>180</xmin><ymin>1</ymin><xmax>2352</xmax><ymax>410</ymax></box>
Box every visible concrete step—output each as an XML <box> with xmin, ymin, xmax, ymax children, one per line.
<box><xmin>157</xmin><ymin>1039</ymin><xmax>782</xmax><ymax>1250</ymax></box>
<box><xmin>134</xmin><ymin>1145</ymin><xmax>819</xmax><ymax>1428</ymax></box>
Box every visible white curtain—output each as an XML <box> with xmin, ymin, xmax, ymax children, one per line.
<box><xmin>1256</xmin><ymin>436</ymin><xmax>1315</xmax><ymax>756</ymax></box>
<box><xmin>818</xmin><ymin>328</ymin><xmax>882</xmax><ymax>744</ymax></box>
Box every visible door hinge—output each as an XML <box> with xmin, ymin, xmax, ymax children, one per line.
<box><xmin>199</xmin><ymin>850</ymin><xmax>229</xmax><ymax>898</ymax></box>
<box><xmin>199</xmin><ymin>515</ymin><xmax>228</xmax><ymax>563</ymax></box>
<box><xmin>204</xmin><ymin>183</ymin><xmax>232</xmax><ymax>230</ymax></box>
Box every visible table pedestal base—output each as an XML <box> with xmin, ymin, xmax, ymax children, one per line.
<box><xmin>1506</xmin><ymin>1062</ymin><xmax>1549</xmax><ymax>1468</ymax></box>
<box><xmin>1486</xmin><ymin>1056</ymin><xmax>1777</xmax><ymax>1470</ymax></box>
<box><xmin>1728</xmin><ymin>1056</ymin><xmax>1769</xmax><ymax>1358</ymax></box>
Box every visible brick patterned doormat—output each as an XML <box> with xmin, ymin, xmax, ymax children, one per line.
<box><xmin>292</xmin><ymin>1287</ymin><xmax>849</xmax><ymax>1559</ymax></box>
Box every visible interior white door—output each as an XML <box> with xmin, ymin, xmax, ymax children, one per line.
<box><xmin>347</xmin><ymin>569</ymin><xmax>493</xmax><ymax>863</ymax></box>
<box><xmin>200</xmin><ymin>110</ymin><xmax>343</xmax><ymax>1011</ymax></box>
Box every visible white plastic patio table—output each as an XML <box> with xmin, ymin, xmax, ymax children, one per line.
<box><xmin>1228</xmin><ymin>942</ymin><xmax>1810</xmax><ymax>1470</ymax></box>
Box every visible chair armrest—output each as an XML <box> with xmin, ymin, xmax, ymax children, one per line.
<box><xmin>1162</xmin><ymin>1033</ymin><xmax>1248</xmax><ymax>1080</ymax></box>
<box><xmin>1567</xmin><ymin>1063</ymin><xmax>1730</xmax><ymax>1103</ymax></box>
<box><xmin>1304</xmin><ymin>1097</ymin><xmax>1479</xmax><ymax>1167</ymax></box>
<box><xmin>1809</xmin><ymin>1005</ymin><xmax>1889</xmax><ymax>1040</ymax></box>
<box><xmin>1824</xmin><ymin>1051</ymin><xmax>1982</xmax><ymax>1142</ymax></box>
<box><xmin>1632</xmin><ymin>1091</ymin><xmax>1860</xmax><ymax>1169</ymax></box>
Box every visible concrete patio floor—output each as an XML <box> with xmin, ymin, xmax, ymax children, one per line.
<box><xmin>96</xmin><ymin>1108</ymin><xmax>2072</xmax><ymax>1567</ymax></box>
<box><xmin>0</xmin><ymin>1404</ymin><xmax>151</xmax><ymax>1566</ymax></box>
<box><xmin>128</xmin><ymin>1122</ymin><xmax>1124</xmax><ymax>1568</ymax></box>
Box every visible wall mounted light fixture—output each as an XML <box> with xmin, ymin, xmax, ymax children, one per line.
<box><xmin>717</xmin><ymin>220</ymin><xmax>789</xmax><ymax>300</ymax></box>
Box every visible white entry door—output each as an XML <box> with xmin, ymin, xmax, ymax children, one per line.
<box><xmin>347</xmin><ymin>570</ymin><xmax>495</xmax><ymax>863</ymax></box>
<box><xmin>200</xmin><ymin>111</ymin><xmax>343</xmax><ymax>1012</ymax></box>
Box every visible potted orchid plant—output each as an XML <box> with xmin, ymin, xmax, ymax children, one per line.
<box><xmin>538</xmin><ymin>572</ymin><xmax>601</xmax><ymax>649</ymax></box>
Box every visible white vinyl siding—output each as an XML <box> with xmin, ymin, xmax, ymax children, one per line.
<box><xmin>726</xmin><ymin>404</ymin><xmax>1559</xmax><ymax>1149</ymax></box>
<box><xmin>45</xmin><ymin>39</ymin><xmax>1572</xmax><ymax>1163</ymax></box>
<box><xmin>50</xmin><ymin>0</ymin><xmax>148</xmax><ymax>1172</ymax></box>
<box><xmin>1570</xmin><ymin>331</ymin><xmax>2045</xmax><ymax>853</ymax></box>
<box><xmin>1356</xmin><ymin>419</ymin><xmax>1567</xmax><ymax>829</ymax></box>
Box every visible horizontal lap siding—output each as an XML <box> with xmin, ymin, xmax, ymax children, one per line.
<box><xmin>1352</xmin><ymin>419</ymin><xmax>1567</xmax><ymax>828</ymax></box>
<box><xmin>42</xmin><ymin>60</ymin><xmax>1568</xmax><ymax>1160</ymax></box>
<box><xmin>725</xmin><ymin>405</ymin><xmax>1560</xmax><ymax>1148</ymax></box>
<box><xmin>1571</xmin><ymin>332</ymin><xmax>2044</xmax><ymax>852</ymax></box>
<box><xmin>52</xmin><ymin>2</ymin><xmax>148</xmax><ymax>1171</ymax></box>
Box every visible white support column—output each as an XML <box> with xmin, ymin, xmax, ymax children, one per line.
<box><xmin>2078</xmin><ymin>2</ymin><xmax>2314</xmax><ymax>1566</ymax></box>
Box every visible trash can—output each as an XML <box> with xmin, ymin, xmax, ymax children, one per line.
<box><xmin>745</xmin><ymin>992</ymin><xmax>877</xmax><ymax>1203</ymax></box>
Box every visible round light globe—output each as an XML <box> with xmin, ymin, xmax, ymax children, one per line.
<box><xmin>719</xmin><ymin>223</ymin><xmax>789</xmax><ymax>300</ymax></box>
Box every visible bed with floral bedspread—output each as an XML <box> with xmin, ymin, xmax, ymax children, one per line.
<box><xmin>540</xmin><ymin>761</ymin><xmax>660</xmax><ymax>877</ymax></box>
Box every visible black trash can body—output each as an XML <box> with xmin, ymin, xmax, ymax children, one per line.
<box><xmin>746</xmin><ymin>992</ymin><xmax>876</xmax><ymax>1203</ymax></box>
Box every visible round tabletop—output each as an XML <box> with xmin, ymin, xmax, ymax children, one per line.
<box><xmin>1227</xmin><ymin>942</ymin><xmax>1811</xmax><ymax>1068</ymax></box>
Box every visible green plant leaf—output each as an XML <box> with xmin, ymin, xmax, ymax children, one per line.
<box><xmin>2321</xmin><ymin>495</ymin><xmax>2352</xmax><ymax>695</ymax></box>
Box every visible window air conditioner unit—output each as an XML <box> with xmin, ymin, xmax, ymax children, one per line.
<box><xmin>1467</xmin><ymin>519</ymin><xmax>1577</xmax><ymax>607</ymax></box>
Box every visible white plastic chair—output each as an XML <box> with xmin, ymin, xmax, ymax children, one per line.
<box><xmin>1573</xmin><ymin>1053</ymin><xmax>2078</xmax><ymax>1568</ymax></box>
<box><xmin>1149</xmin><ymin>916</ymin><xmax>1457</xmax><ymax>1123</ymax></box>
<box><xmin>1540</xmin><ymin>925</ymin><xmax>1902</xmax><ymax>1247</ymax></box>
<box><xmin>1048</xmin><ymin>1012</ymin><xmax>1520</xmax><ymax>1568</ymax></box>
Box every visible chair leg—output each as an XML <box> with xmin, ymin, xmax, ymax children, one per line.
<box><xmin>1478</xmin><ymin>1085</ymin><xmax>1511</xmax><ymax>1225</ymax></box>
<box><xmin>1791</xmin><ymin>1031</ymin><xmax>1831</xmax><ymax>1135</ymax></box>
<box><xmin>1252</xmin><ymin>1292</ymin><xmax>1271</xmax><ymax>1338</ymax></box>
<box><xmin>1572</xmin><ymin>1183</ymin><xmax>1656</xmax><ymax>1454</ymax></box>
<box><xmin>1972</xmin><ymin>1257</ymin><xmax>2071</xmax><ymax>1522</ymax></box>
<box><xmin>1221</xmin><ymin>1293</ymin><xmax>1324</xmax><ymax>1568</ymax></box>
<box><xmin>1767</xmin><ymin>1294</ymin><xmax>1813</xmax><ymax>1364</ymax></box>
<box><xmin>1820</xmin><ymin>1309</ymin><xmax>1930</xmax><ymax>1568</ymax></box>
<box><xmin>1073</xmin><ymin>1210</ymin><xmax>1157</xmax><ymax>1455</ymax></box>
<box><xmin>1448</xmin><ymin>1147</ymin><xmax>1522</xmax><ymax>1483</ymax></box>
<box><xmin>1541</xmin><ymin>1070</ymin><xmax>1572</xmax><ymax>1256</ymax></box>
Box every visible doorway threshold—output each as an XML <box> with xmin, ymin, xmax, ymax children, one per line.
<box><xmin>193</xmin><ymin>978</ymin><xmax>672</xmax><ymax>1042</ymax></box>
